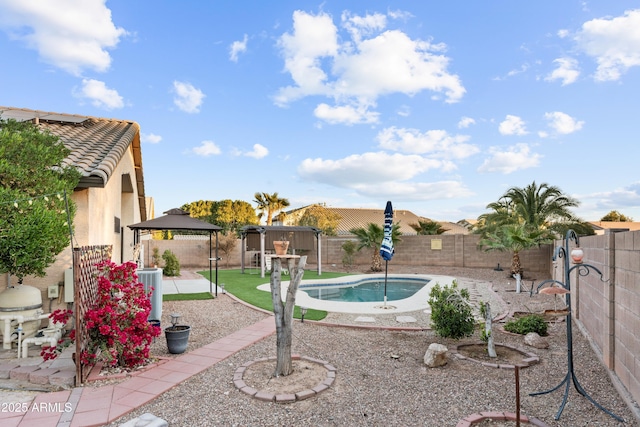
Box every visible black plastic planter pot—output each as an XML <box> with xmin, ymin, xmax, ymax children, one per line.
<box><xmin>165</xmin><ymin>325</ymin><xmax>191</xmax><ymax>354</ymax></box>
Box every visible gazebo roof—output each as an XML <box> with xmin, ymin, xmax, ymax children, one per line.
<box><xmin>239</xmin><ymin>225</ymin><xmax>321</xmax><ymax>235</ymax></box>
<box><xmin>128</xmin><ymin>208</ymin><xmax>222</xmax><ymax>232</ymax></box>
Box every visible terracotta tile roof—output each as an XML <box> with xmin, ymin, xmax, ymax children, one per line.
<box><xmin>285</xmin><ymin>205</ymin><xmax>469</xmax><ymax>235</ymax></box>
<box><xmin>0</xmin><ymin>106</ymin><xmax>146</xmax><ymax>220</ymax></box>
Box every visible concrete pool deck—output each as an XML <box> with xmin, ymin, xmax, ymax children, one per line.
<box><xmin>258</xmin><ymin>274</ymin><xmax>456</xmax><ymax>314</ymax></box>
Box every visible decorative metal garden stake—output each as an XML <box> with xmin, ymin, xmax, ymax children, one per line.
<box><xmin>515</xmin><ymin>365</ymin><xmax>521</xmax><ymax>427</ymax></box>
<box><xmin>530</xmin><ymin>230</ymin><xmax>623</xmax><ymax>422</ymax></box>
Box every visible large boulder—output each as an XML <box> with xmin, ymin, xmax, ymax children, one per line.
<box><xmin>424</xmin><ymin>343</ymin><xmax>448</xmax><ymax>367</ymax></box>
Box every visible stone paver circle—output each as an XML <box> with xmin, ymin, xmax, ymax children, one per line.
<box><xmin>233</xmin><ymin>355</ymin><xmax>336</xmax><ymax>403</ymax></box>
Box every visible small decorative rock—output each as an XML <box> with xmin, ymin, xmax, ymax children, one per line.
<box><xmin>524</xmin><ymin>332</ymin><xmax>549</xmax><ymax>349</ymax></box>
<box><xmin>424</xmin><ymin>343</ymin><xmax>448</xmax><ymax>367</ymax></box>
<box><xmin>118</xmin><ymin>413</ymin><xmax>168</xmax><ymax>427</ymax></box>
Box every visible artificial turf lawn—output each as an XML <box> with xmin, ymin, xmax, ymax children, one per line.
<box><xmin>198</xmin><ymin>268</ymin><xmax>350</xmax><ymax>321</ymax></box>
<box><xmin>163</xmin><ymin>292</ymin><xmax>214</xmax><ymax>301</ymax></box>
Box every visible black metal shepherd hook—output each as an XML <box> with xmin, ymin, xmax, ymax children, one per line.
<box><xmin>530</xmin><ymin>230</ymin><xmax>623</xmax><ymax>422</ymax></box>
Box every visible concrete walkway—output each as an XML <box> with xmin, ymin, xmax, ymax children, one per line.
<box><xmin>0</xmin><ymin>273</ymin><xmax>275</xmax><ymax>427</ymax></box>
<box><xmin>0</xmin><ymin>317</ymin><xmax>275</xmax><ymax>427</ymax></box>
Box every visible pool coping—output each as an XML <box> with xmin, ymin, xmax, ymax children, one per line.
<box><xmin>258</xmin><ymin>274</ymin><xmax>456</xmax><ymax>314</ymax></box>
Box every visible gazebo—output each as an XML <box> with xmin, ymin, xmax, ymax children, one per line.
<box><xmin>128</xmin><ymin>208</ymin><xmax>223</xmax><ymax>294</ymax></box>
<box><xmin>239</xmin><ymin>225</ymin><xmax>322</xmax><ymax>278</ymax></box>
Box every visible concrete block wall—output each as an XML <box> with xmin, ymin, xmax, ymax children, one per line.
<box><xmin>553</xmin><ymin>230</ymin><xmax>640</xmax><ymax>410</ymax></box>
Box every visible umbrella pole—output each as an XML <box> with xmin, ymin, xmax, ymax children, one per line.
<box><xmin>384</xmin><ymin>260</ymin><xmax>388</xmax><ymax>307</ymax></box>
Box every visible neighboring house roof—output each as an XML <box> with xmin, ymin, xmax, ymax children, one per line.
<box><xmin>0</xmin><ymin>106</ymin><xmax>146</xmax><ymax>221</ymax></box>
<box><xmin>284</xmin><ymin>205</ymin><xmax>468</xmax><ymax>235</ymax></box>
<box><xmin>588</xmin><ymin>221</ymin><xmax>640</xmax><ymax>234</ymax></box>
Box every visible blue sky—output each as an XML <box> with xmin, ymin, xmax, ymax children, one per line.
<box><xmin>1</xmin><ymin>1</ymin><xmax>640</xmax><ymax>223</ymax></box>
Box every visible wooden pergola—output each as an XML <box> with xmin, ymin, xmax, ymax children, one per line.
<box><xmin>239</xmin><ymin>225</ymin><xmax>322</xmax><ymax>278</ymax></box>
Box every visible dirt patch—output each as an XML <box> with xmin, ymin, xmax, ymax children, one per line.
<box><xmin>455</xmin><ymin>343</ymin><xmax>535</xmax><ymax>366</ymax></box>
<box><xmin>242</xmin><ymin>359</ymin><xmax>328</xmax><ymax>394</ymax></box>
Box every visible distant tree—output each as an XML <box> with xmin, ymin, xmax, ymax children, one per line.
<box><xmin>181</xmin><ymin>199</ymin><xmax>259</xmax><ymax>233</ymax></box>
<box><xmin>215</xmin><ymin>199</ymin><xmax>259</xmax><ymax>233</ymax></box>
<box><xmin>0</xmin><ymin>119</ymin><xmax>81</xmax><ymax>284</ymax></box>
<box><xmin>341</xmin><ymin>240</ymin><xmax>357</xmax><ymax>271</ymax></box>
<box><xmin>217</xmin><ymin>233</ymin><xmax>238</xmax><ymax>268</ymax></box>
<box><xmin>600</xmin><ymin>210</ymin><xmax>633</xmax><ymax>222</ymax></box>
<box><xmin>297</xmin><ymin>204</ymin><xmax>342</xmax><ymax>236</ymax></box>
<box><xmin>253</xmin><ymin>192</ymin><xmax>290</xmax><ymax>225</ymax></box>
<box><xmin>350</xmin><ymin>223</ymin><xmax>402</xmax><ymax>272</ymax></box>
<box><xmin>410</xmin><ymin>219</ymin><xmax>448</xmax><ymax>235</ymax></box>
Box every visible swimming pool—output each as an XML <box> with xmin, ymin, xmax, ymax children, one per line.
<box><xmin>302</xmin><ymin>278</ymin><xmax>429</xmax><ymax>302</ymax></box>
<box><xmin>258</xmin><ymin>274</ymin><xmax>457</xmax><ymax>314</ymax></box>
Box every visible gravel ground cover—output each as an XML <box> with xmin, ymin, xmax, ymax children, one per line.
<box><xmin>107</xmin><ymin>266</ymin><xmax>638</xmax><ymax>426</ymax></box>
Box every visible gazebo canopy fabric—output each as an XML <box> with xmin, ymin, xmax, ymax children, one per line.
<box><xmin>128</xmin><ymin>208</ymin><xmax>222</xmax><ymax>232</ymax></box>
<box><xmin>128</xmin><ymin>208</ymin><xmax>222</xmax><ymax>295</ymax></box>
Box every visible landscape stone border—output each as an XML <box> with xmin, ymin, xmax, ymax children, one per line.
<box><xmin>457</xmin><ymin>411</ymin><xmax>550</xmax><ymax>426</ymax></box>
<box><xmin>233</xmin><ymin>354</ymin><xmax>336</xmax><ymax>403</ymax></box>
<box><xmin>451</xmin><ymin>342</ymin><xmax>539</xmax><ymax>369</ymax></box>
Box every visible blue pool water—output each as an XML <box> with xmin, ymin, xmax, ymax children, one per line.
<box><xmin>301</xmin><ymin>279</ymin><xmax>430</xmax><ymax>303</ymax></box>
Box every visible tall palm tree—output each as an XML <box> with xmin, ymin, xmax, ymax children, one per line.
<box><xmin>503</xmin><ymin>181</ymin><xmax>581</xmax><ymax>235</ymax></box>
<box><xmin>350</xmin><ymin>223</ymin><xmax>402</xmax><ymax>272</ymax></box>
<box><xmin>253</xmin><ymin>192</ymin><xmax>290</xmax><ymax>226</ymax></box>
<box><xmin>476</xmin><ymin>181</ymin><xmax>593</xmax><ymax>274</ymax></box>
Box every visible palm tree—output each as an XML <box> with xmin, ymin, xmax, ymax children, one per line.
<box><xmin>253</xmin><ymin>192</ymin><xmax>290</xmax><ymax>225</ymax></box>
<box><xmin>350</xmin><ymin>223</ymin><xmax>402</xmax><ymax>272</ymax></box>
<box><xmin>478</xmin><ymin>223</ymin><xmax>549</xmax><ymax>275</ymax></box>
<box><xmin>476</xmin><ymin>181</ymin><xmax>593</xmax><ymax>274</ymax></box>
<box><xmin>410</xmin><ymin>220</ymin><xmax>448</xmax><ymax>235</ymax></box>
<box><xmin>503</xmin><ymin>181</ymin><xmax>581</xmax><ymax>235</ymax></box>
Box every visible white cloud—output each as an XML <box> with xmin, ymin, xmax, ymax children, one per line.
<box><xmin>172</xmin><ymin>81</ymin><xmax>205</xmax><ymax>113</ymax></box>
<box><xmin>376</xmin><ymin>126</ymin><xmax>479</xmax><ymax>159</ymax></box>
<box><xmin>354</xmin><ymin>180</ymin><xmax>473</xmax><ymax>201</ymax></box>
<box><xmin>0</xmin><ymin>0</ymin><xmax>126</xmax><ymax>75</ymax></box>
<box><xmin>341</xmin><ymin>11</ymin><xmax>387</xmax><ymax>43</ymax></box>
<box><xmin>192</xmin><ymin>141</ymin><xmax>221</xmax><ymax>157</ymax></box>
<box><xmin>579</xmin><ymin>182</ymin><xmax>640</xmax><ymax>211</ymax></box>
<box><xmin>298</xmin><ymin>151</ymin><xmax>471</xmax><ymax>200</ymax></box>
<box><xmin>314</xmin><ymin>103</ymin><xmax>379</xmax><ymax>125</ymax></box>
<box><xmin>245</xmin><ymin>144</ymin><xmax>269</xmax><ymax>159</ymax></box>
<box><xmin>544</xmin><ymin>111</ymin><xmax>584</xmax><ymax>134</ymax></box>
<box><xmin>298</xmin><ymin>151</ymin><xmax>451</xmax><ymax>187</ymax></box>
<box><xmin>458</xmin><ymin>116</ymin><xmax>476</xmax><ymax>128</ymax></box>
<box><xmin>275</xmin><ymin>10</ymin><xmax>465</xmax><ymax>124</ymax></box>
<box><xmin>73</xmin><ymin>78</ymin><xmax>123</xmax><ymax>109</ymax></box>
<box><xmin>575</xmin><ymin>9</ymin><xmax>640</xmax><ymax>81</ymax></box>
<box><xmin>498</xmin><ymin>115</ymin><xmax>528</xmax><ymax>136</ymax></box>
<box><xmin>141</xmin><ymin>133</ymin><xmax>162</xmax><ymax>144</ymax></box>
<box><xmin>229</xmin><ymin>34</ymin><xmax>248</xmax><ymax>62</ymax></box>
<box><xmin>545</xmin><ymin>57</ymin><xmax>580</xmax><ymax>85</ymax></box>
<box><xmin>231</xmin><ymin>143</ymin><xmax>269</xmax><ymax>159</ymax></box>
<box><xmin>477</xmin><ymin>143</ymin><xmax>542</xmax><ymax>174</ymax></box>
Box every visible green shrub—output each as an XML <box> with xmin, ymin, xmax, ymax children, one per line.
<box><xmin>504</xmin><ymin>314</ymin><xmax>548</xmax><ymax>336</ymax></box>
<box><xmin>162</xmin><ymin>250</ymin><xmax>180</xmax><ymax>277</ymax></box>
<box><xmin>428</xmin><ymin>281</ymin><xmax>475</xmax><ymax>339</ymax></box>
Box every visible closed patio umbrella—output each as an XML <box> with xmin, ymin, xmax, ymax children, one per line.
<box><xmin>380</xmin><ymin>201</ymin><xmax>394</xmax><ymax>306</ymax></box>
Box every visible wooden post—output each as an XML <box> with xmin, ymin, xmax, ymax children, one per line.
<box><xmin>270</xmin><ymin>255</ymin><xmax>307</xmax><ymax>377</ymax></box>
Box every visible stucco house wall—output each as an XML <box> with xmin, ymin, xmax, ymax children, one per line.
<box><xmin>0</xmin><ymin>107</ymin><xmax>147</xmax><ymax>313</ymax></box>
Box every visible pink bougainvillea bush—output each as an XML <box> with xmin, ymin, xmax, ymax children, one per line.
<box><xmin>42</xmin><ymin>261</ymin><xmax>161</xmax><ymax>369</ymax></box>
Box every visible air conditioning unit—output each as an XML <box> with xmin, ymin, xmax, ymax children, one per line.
<box><xmin>64</xmin><ymin>268</ymin><xmax>74</xmax><ymax>303</ymax></box>
<box><xmin>137</xmin><ymin>268</ymin><xmax>163</xmax><ymax>321</ymax></box>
